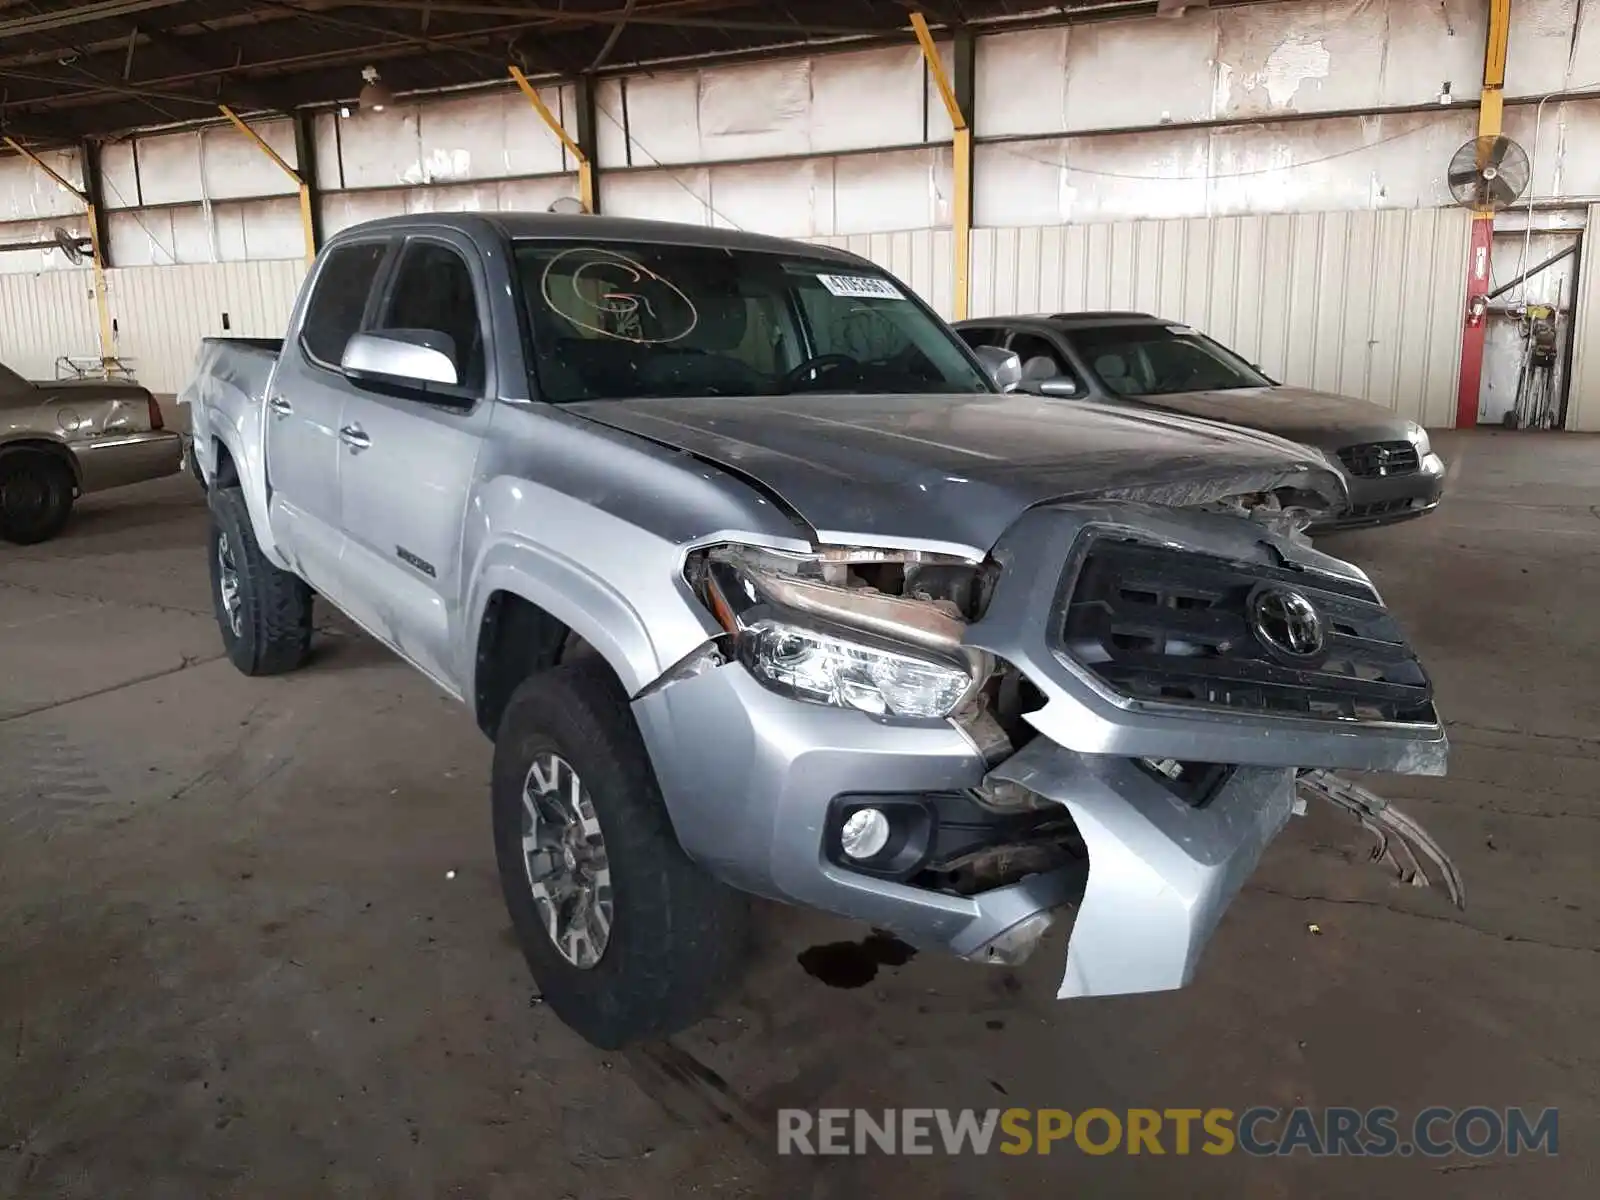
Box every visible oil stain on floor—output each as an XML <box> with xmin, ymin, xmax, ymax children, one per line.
<box><xmin>796</xmin><ymin>930</ymin><xmax>917</xmax><ymax>989</ymax></box>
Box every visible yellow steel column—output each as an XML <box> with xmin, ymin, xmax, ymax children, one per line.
<box><xmin>911</xmin><ymin>12</ymin><xmax>971</xmax><ymax>320</ymax></box>
<box><xmin>509</xmin><ymin>66</ymin><xmax>595</xmax><ymax>213</ymax></box>
<box><xmin>4</xmin><ymin>135</ymin><xmax>115</xmax><ymax>363</ymax></box>
<box><xmin>218</xmin><ymin>105</ymin><xmax>316</xmax><ymax>265</ymax></box>
<box><xmin>1479</xmin><ymin>0</ymin><xmax>1511</xmax><ymax>148</ymax></box>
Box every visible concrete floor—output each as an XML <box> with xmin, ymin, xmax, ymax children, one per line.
<box><xmin>1</xmin><ymin>430</ymin><xmax>1595</xmax><ymax>1198</ymax></box>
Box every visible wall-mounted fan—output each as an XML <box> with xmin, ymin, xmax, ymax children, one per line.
<box><xmin>1447</xmin><ymin>135</ymin><xmax>1531</xmax><ymax>210</ymax></box>
<box><xmin>53</xmin><ymin>226</ymin><xmax>88</xmax><ymax>264</ymax></box>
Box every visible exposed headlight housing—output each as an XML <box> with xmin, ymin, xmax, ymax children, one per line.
<box><xmin>689</xmin><ymin>544</ymin><xmax>987</xmax><ymax>720</ymax></box>
<box><xmin>1410</xmin><ymin>425</ymin><xmax>1433</xmax><ymax>456</ymax></box>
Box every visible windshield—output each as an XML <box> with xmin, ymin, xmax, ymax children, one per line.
<box><xmin>1063</xmin><ymin>324</ymin><xmax>1271</xmax><ymax>396</ymax></box>
<box><xmin>512</xmin><ymin>240</ymin><xmax>990</xmax><ymax>402</ymax></box>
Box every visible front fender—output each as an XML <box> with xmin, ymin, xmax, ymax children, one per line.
<box><xmin>467</xmin><ymin>541</ymin><xmax>668</xmax><ymax>699</ymax></box>
<box><xmin>463</xmin><ymin>477</ymin><xmax>729</xmax><ymax>702</ymax></box>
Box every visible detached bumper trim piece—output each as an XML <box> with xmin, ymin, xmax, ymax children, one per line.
<box><xmin>992</xmin><ymin>740</ymin><xmax>1296</xmax><ymax>998</ymax></box>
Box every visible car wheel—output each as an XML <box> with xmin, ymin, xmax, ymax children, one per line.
<box><xmin>492</xmin><ymin>657</ymin><xmax>749</xmax><ymax>1049</ymax></box>
<box><xmin>0</xmin><ymin>451</ymin><xmax>75</xmax><ymax>545</ymax></box>
<box><xmin>208</xmin><ymin>486</ymin><xmax>313</xmax><ymax>676</ymax></box>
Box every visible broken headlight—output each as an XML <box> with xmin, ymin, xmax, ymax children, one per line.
<box><xmin>690</xmin><ymin>545</ymin><xmax>986</xmax><ymax>719</ymax></box>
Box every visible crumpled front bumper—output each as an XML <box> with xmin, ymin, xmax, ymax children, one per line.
<box><xmin>634</xmin><ymin>659</ymin><xmax>1310</xmax><ymax>999</ymax></box>
<box><xmin>634</xmin><ymin>655</ymin><xmax>1458</xmax><ymax>1000</ymax></box>
<box><xmin>632</xmin><ymin>662</ymin><xmax>1088</xmax><ymax>959</ymax></box>
<box><xmin>633</xmin><ymin>500</ymin><xmax>1452</xmax><ymax>1000</ymax></box>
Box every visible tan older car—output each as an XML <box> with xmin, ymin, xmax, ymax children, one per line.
<box><xmin>1</xmin><ymin>360</ymin><xmax>183</xmax><ymax>544</ymax></box>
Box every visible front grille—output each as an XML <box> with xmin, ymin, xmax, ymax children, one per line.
<box><xmin>1346</xmin><ymin>497</ymin><xmax>1416</xmax><ymax>520</ymax></box>
<box><xmin>1337</xmin><ymin>440</ymin><xmax>1420</xmax><ymax>478</ymax></box>
<box><xmin>1058</xmin><ymin>539</ymin><xmax>1434</xmax><ymax>724</ymax></box>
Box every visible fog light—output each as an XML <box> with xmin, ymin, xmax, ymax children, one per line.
<box><xmin>840</xmin><ymin>807</ymin><xmax>891</xmax><ymax>860</ymax></box>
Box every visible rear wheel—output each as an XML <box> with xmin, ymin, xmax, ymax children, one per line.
<box><xmin>493</xmin><ymin>657</ymin><xmax>748</xmax><ymax>1049</ymax></box>
<box><xmin>208</xmin><ymin>486</ymin><xmax>313</xmax><ymax>675</ymax></box>
<box><xmin>0</xmin><ymin>451</ymin><xmax>75</xmax><ymax>545</ymax></box>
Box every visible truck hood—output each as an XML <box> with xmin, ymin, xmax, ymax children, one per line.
<box><xmin>565</xmin><ymin>391</ymin><xmax>1347</xmax><ymax>553</ymax></box>
<box><xmin>1131</xmin><ymin>385</ymin><xmax>1418</xmax><ymax>449</ymax></box>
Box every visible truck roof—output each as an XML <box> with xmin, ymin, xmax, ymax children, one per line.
<box><xmin>956</xmin><ymin>311</ymin><xmax>1170</xmax><ymax>329</ymax></box>
<box><xmin>332</xmin><ymin>211</ymin><xmax>867</xmax><ymax>265</ymax></box>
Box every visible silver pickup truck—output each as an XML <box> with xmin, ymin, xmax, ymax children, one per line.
<box><xmin>183</xmin><ymin>213</ymin><xmax>1457</xmax><ymax>1049</ymax></box>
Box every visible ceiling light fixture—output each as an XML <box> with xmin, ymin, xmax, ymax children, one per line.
<box><xmin>359</xmin><ymin>65</ymin><xmax>394</xmax><ymax>113</ymax></box>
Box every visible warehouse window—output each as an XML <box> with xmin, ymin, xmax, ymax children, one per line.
<box><xmin>377</xmin><ymin>240</ymin><xmax>487</xmax><ymax>392</ymax></box>
<box><xmin>301</xmin><ymin>241</ymin><xmax>388</xmax><ymax>369</ymax></box>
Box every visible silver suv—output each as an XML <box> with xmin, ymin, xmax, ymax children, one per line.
<box><xmin>183</xmin><ymin>214</ymin><xmax>1455</xmax><ymax>1048</ymax></box>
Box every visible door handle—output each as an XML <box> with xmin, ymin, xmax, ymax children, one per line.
<box><xmin>339</xmin><ymin>424</ymin><xmax>371</xmax><ymax>452</ymax></box>
<box><xmin>267</xmin><ymin>395</ymin><xmax>292</xmax><ymax>417</ymax></box>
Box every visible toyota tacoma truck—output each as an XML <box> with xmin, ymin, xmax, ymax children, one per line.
<box><xmin>182</xmin><ymin>214</ymin><xmax>1457</xmax><ymax>1049</ymax></box>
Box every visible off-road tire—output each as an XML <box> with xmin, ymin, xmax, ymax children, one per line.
<box><xmin>493</xmin><ymin>658</ymin><xmax>749</xmax><ymax>1049</ymax></box>
<box><xmin>0</xmin><ymin>451</ymin><xmax>74</xmax><ymax>545</ymax></box>
<box><xmin>208</xmin><ymin>486</ymin><xmax>313</xmax><ymax>676</ymax></box>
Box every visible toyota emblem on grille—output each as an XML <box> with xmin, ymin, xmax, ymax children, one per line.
<box><xmin>1249</xmin><ymin>586</ymin><xmax>1325</xmax><ymax>660</ymax></box>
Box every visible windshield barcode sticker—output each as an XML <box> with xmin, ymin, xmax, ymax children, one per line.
<box><xmin>816</xmin><ymin>273</ymin><xmax>904</xmax><ymax>300</ymax></box>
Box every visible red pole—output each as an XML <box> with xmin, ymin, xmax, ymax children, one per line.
<box><xmin>1456</xmin><ymin>216</ymin><xmax>1493</xmax><ymax>428</ymax></box>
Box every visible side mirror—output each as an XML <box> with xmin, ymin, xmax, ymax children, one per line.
<box><xmin>1024</xmin><ymin>376</ymin><xmax>1080</xmax><ymax>398</ymax></box>
<box><xmin>973</xmin><ymin>345</ymin><xmax>1023</xmax><ymax>392</ymax></box>
<box><xmin>341</xmin><ymin>330</ymin><xmax>460</xmax><ymax>391</ymax></box>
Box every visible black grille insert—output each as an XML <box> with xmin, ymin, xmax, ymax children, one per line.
<box><xmin>1337</xmin><ymin>440</ymin><xmax>1420</xmax><ymax>478</ymax></box>
<box><xmin>1058</xmin><ymin>539</ymin><xmax>1433</xmax><ymax>723</ymax></box>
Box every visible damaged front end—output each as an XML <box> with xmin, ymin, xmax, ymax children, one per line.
<box><xmin>655</xmin><ymin>501</ymin><xmax>1457</xmax><ymax>1001</ymax></box>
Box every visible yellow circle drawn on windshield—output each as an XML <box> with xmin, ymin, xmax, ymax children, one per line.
<box><xmin>540</xmin><ymin>246</ymin><xmax>700</xmax><ymax>345</ymax></box>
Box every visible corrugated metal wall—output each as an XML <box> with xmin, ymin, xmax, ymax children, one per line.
<box><xmin>0</xmin><ymin>211</ymin><xmax>1472</xmax><ymax>420</ymax></box>
<box><xmin>105</xmin><ymin>261</ymin><xmax>307</xmax><ymax>394</ymax></box>
<box><xmin>1568</xmin><ymin>206</ymin><xmax>1600</xmax><ymax>433</ymax></box>
<box><xmin>963</xmin><ymin>208</ymin><xmax>1471</xmax><ymax>426</ymax></box>
<box><xmin>0</xmin><ymin>269</ymin><xmax>100</xmax><ymax>380</ymax></box>
<box><xmin>807</xmin><ymin>229</ymin><xmax>956</xmax><ymax>321</ymax></box>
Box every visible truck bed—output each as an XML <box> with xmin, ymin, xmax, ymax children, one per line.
<box><xmin>179</xmin><ymin>337</ymin><xmax>284</xmax><ymax>490</ymax></box>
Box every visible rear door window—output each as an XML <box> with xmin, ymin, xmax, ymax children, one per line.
<box><xmin>300</xmin><ymin>241</ymin><xmax>389</xmax><ymax>369</ymax></box>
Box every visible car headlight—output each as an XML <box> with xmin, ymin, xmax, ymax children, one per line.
<box><xmin>739</xmin><ymin>617</ymin><xmax>975</xmax><ymax>718</ymax></box>
<box><xmin>1409</xmin><ymin>425</ymin><xmax>1432</xmax><ymax>456</ymax></box>
<box><xmin>691</xmin><ymin>546</ymin><xmax>985</xmax><ymax>719</ymax></box>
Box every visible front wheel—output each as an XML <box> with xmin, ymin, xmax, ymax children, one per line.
<box><xmin>208</xmin><ymin>486</ymin><xmax>313</xmax><ymax>675</ymax></box>
<box><xmin>492</xmin><ymin>658</ymin><xmax>749</xmax><ymax>1049</ymax></box>
<box><xmin>0</xmin><ymin>451</ymin><xmax>74</xmax><ymax>545</ymax></box>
